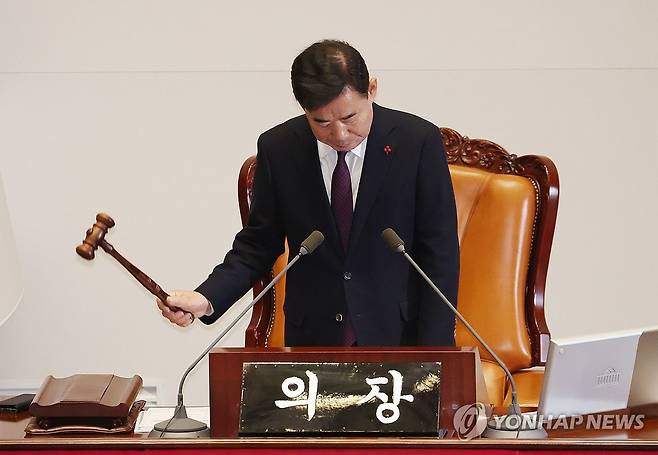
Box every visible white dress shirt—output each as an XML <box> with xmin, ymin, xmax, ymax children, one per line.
<box><xmin>317</xmin><ymin>138</ymin><xmax>367</xmax><ymax>209</ymax></box>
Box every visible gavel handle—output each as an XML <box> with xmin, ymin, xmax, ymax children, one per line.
<box><xmin>99</xmin><ymin>239</ymin><xmax>183</xmax><ymax>312</ymax></box>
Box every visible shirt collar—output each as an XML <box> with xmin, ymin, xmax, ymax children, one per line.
<box><xmin>317</xmin><ymin>137</ymin><xmax>368</xmax><ymax>159</ymax></box>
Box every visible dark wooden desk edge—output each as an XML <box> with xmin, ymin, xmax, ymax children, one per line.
<box><xmin>4</xmin><ymin>394</ymin><xmax>658</xmax><ymax>451</ymax></box>
<box><xmin>2</xmin><ymin>437</ymin><xmax>658</xmax><ymax>451</ymax></box>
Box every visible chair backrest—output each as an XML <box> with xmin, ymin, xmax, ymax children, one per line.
<box><xmin>240</xmin><ymin>127</ymin><xmax>559</xmax><ymax>371</ymax></box>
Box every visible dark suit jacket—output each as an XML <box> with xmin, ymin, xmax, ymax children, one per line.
<box><xmin>197</xmin><ymin>103</ymin><xmax>459</xmax><ymax>346</ymax></box>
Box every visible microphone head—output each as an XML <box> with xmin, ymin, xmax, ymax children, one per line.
<box><xmin>300</xmin><ymin>230</ymin><xmax>325</xmax><ymax>255</ymax></box>
<box><xmin>381</xmin><ymin>228</ymin><xmax>405</xmax><ymax>253</ymax></box>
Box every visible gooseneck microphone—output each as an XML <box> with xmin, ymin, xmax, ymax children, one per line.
<box><xmin>381</xmin><ymin>228</ymin><xmax>547</xmax><ymax>439</ymax></box>
<box><xmin>150</xmin><ymin>230</ymin><xmax>325</xmax><ymax>438</ymax></box>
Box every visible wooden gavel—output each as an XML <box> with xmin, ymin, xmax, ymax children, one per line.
<box><xmin>76</xmin><ymin>212</ymin><xmax>189</xmax><ymax>317</ymax></box>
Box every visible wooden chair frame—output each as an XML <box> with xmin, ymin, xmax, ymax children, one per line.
<box><xmin>239</xmin><ymin>127</ymin><xmax>559</xmax><ymax>366</ymax></box>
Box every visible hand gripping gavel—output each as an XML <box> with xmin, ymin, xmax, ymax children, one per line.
<box><xmin>76</xmin><ymin>212</ymin><xmax>192</xmax><ymax>319</ymax></box>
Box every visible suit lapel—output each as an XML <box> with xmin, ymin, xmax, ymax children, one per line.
<box><xmin>348</xmin><ymin>104</ymin><xmax>395</xmax><ymax>255</ymax></box>
<box><xmin>292</xmin><ymin>120</ymin><xmax>345</xmax><ymax>259</ymax></box>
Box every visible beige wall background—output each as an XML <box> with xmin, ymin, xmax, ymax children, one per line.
<box><xmin>0</xmin><ymin>0</ymin><xmax>657</xmax><ymax>405</ymax></box>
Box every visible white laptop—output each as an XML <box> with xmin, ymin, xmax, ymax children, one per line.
<box><xmin>538</xmin><ymin>327</ymin><xmax>658</xmax><ymax>417</ymax></box>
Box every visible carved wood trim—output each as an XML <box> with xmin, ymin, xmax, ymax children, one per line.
<box><xmin>442</xmin><ymin>127</ymin><xmax>525</xmax><ymax>175</ymax></box>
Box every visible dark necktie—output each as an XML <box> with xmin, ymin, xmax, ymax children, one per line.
<box><xmin>331</xmin><ymin>150</ymin><xmax>356</xmax><ymax>346</ymax></box>
<box><xmin>331</xmin><ymin>151</ymin><xmax>353</xmax><ymax>251</ymax></box>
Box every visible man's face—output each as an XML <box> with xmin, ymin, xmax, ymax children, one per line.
<box><xmin>304</xmin><ymin>79</ymin><xmax>377</xmax><ymax>152</ymax></box>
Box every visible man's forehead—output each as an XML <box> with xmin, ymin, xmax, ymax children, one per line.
<box><xmin>306</xmin><ymin>88</ymin><xmax>368</xmax><ymax>121</ymax></box>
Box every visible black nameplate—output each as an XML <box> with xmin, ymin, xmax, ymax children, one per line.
<box><xmin>239</xmin><ymin>362</ymin><xmax>441</xmax><ymax>435</ymax></box>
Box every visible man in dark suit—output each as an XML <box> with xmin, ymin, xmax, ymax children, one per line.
<box><xmin>157</xmin><ymin>40</ymin><xmax>459</xmax><ymax>346</ymax></box>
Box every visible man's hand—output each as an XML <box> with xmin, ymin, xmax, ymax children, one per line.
<box><xmin>156</xmin><ymin>290</ymin><xmax>211</xmax><ymax>327</ymax></box>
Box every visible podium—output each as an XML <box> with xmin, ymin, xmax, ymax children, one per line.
<box><xmin>3</xmin><ymin>346</ymin><xmax>658</xmax><ymax>451</ymax></box>
<box><xmin>208</xmin><ymin>346</ymin><xmax>489</xmax><ymax>437</ymax></box>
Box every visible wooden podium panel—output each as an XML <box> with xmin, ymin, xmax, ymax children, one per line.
<box><xmin>208</xmin><ymin>346</ymin><xmax>488</xmax><ymax>438</ymax></box>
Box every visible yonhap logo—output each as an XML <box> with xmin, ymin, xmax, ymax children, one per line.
<box><xmin>453</xmin><ymin>402</ymin><xmax>488</xmax><ymax>440</ymax></box>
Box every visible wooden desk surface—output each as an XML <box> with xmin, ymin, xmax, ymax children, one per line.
<box><xmin>3</xmin><ymin>407</ymin><xmax>658</xmax><ymax>452</ymax></box>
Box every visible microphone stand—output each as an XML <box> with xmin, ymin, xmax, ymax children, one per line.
<box><xmin>150</xmin><ymin>232</ymin><xmax>324</xmax><ymax>438</ymax></box>
<box><xmin>382</xmin><ymin>229</ymin><xmax>547</xmax><ymax>439</ymax></box>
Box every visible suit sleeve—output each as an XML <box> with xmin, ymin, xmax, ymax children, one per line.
<box><xmin>196</xmin><ymin>138</ymin><xmax>285</xmax><ymax>324</ymax></box>
<box><xmin>414</xmin><ymin>126</ymin><xmax>460</xmax><ymax>345</ymax></box>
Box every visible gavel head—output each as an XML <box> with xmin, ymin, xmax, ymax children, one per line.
<box><xmin>76</xmin><ymin>213</ymin><xmax>115</xmax><ymax>260</ymax></box>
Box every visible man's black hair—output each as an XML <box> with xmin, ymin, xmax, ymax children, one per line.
<box><xmin>291</xmin><ymin>40</ymin><xmax>370</xmax><ymax>111</ymax></box>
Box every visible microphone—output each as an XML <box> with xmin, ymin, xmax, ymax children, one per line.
<box><xmin>150</xmin><ymin>230</ymin><xmax>325</xmax><ymax>438</ymax></box>
<box><xmin>381</xmin><ymin>228</ymin><xmax>547</xmax><ymax>439</ymax></box>
<box><xmin>300</xmin><ymin>230</ymin><xmax>324</xmax><ymax>255</ymax></box>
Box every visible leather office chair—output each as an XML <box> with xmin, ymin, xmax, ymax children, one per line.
<box><xmin>238</xmin><ymin>127</ymin><xmax>559</xmax><ymax>408</ymax></box>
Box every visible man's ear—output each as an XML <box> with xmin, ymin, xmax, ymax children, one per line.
<box><xmin>368</xmin><ymin>78</ymin><xmax>378</xmax><ymax>101</ymax></box>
